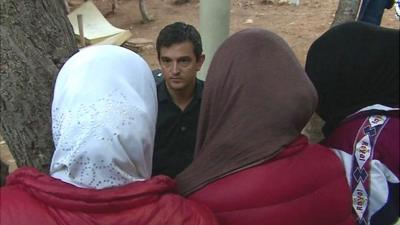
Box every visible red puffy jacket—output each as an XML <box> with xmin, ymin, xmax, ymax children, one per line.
<box><xmin>0</xmin><ymin>167</ymin><xmax>218</xmax><ymax>225</ymax></box>
<box><xmin>188</xmin><ymin>136</ymin><xmax>355</xmax><ymax>225</ymax></box>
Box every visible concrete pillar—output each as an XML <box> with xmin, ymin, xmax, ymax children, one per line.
<box><xmin>198</xmin><ymin>0</ymin><xmax>231</xmax><ymax>80</ymax></box>
<box><xmin>288</xmin><ymin>0</ymin><xmax>300</xmax><ymax>6</ymax></box>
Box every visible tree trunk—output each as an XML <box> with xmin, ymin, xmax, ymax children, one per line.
<box><xmin>139</xmin><ymin>0</ymin><xmax>153</xmax><ymax>23</ymax></box>
<box><xmin>0</xmin><ymin>160</ymin><xmax>8</xmax><ymax>186</ymax></box>
<box><xmin>0</xmin><ymin>0</ymin><xmax>78</xmax><ymax>173</ymax></box>
<box><xmin>331</xmin><ymin>0</ymin><xmax>362</xmax><ymax>27</ymax></box>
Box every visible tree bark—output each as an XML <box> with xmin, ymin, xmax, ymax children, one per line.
<box><xmin>331</xmin><ymin>0</ymin><xmax>362</xmax><ymax>27</ymax></box>
<box><xmin>139</xmin><ymin>0</ymin><xmax>153</xmax><ymax>23</ymax></box>
<box><xmin>0</xmin><ymin>160</ymin><xmax>8</xmax><ymax>186</ymax></box>
<box><xmin>0</xmin><ymin>0</ymin><xmax>78</xmax><ymax>173</ymax></box>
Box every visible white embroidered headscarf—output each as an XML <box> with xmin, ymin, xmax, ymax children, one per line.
<box><xmin>50</xmin><ymin>45</ymin><xmax>157</xmax><ymax>189</ymax></box>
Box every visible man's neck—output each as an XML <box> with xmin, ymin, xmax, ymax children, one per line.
<box><xmin>167</xmin><ymin>83</ymin><xmax>196</xmax><ymax>111</ymax></box>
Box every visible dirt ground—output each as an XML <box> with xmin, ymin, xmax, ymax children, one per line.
<box><xmin>85</xmin><ymin>0</ymin><xmax>398</xmax><ymax>68</ymax></box>
<box><xmin>1</xmin><ymin>0</ymin><xmax>398</xmax><ymax>173</ymax></box>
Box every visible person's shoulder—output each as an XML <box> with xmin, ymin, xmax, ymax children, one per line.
<box><xmin>156</xmin><ymin>191</ymin><xmax>219</xmax><ymax>225</ymax></box>
<box><xmin>1</xmin><ymin>183</ymin><xmax>35</xmax><ymax>203</ymax></box>
<box><xmin>196</xmin><ymin>78</ymin><xmax>204</xmax><ymax>85</ymax></box>
<box><xmin>195</xmin><ymin>78</ymin><xmax>205</xmax><ymax>96</ymax></box>
<box><xmin>1</xmin><ymin>180</ymin><xmax>51</xmax><ymax>225</ymax></box>
<box><xmin>152</xmin><ymin>69</ymin><xmax>164</xmax><ymax>86</ymax></box>
<box><xmin>147</xmin><ymin>176</ymin><xmax>217</xmax><ymax>224</ymax></box>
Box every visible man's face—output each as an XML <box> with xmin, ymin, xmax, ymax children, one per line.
<box><xmin>159</xmin><ymin>41</ymin><xmax>204</xmax><ymax>92</ymax></box>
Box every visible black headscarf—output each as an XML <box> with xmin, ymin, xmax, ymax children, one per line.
<box><xmin>305</xmin><ymin>22</ymin><xmax>399</xmax><ymax>136</ymax></box>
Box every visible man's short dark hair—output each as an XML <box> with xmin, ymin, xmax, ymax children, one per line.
<box><xmin>156</xmin><ymin>22</ymin><xmax>203</xmax><ymax>61</ymax></box>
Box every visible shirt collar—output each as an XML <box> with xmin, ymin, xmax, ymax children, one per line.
<box><xmin>157</xmin><ymin>78</ymin><xmax>203</xmax><ymax>103</ymax></box>
<box><xmin>347</xmin><ymin>104</ymin><xmax>400</xmax><ymax>118</ymax></box>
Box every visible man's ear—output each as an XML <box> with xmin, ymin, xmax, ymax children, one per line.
<box><xmin>196</xmin><ymin>54</ymin><xmax>205</xmax><ymax>71</ymax></box>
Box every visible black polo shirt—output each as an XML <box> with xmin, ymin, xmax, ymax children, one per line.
<box><xmin>152</xmin><ymin>78</ymin><xmax>203</xmax><ymax>178</ymax></box>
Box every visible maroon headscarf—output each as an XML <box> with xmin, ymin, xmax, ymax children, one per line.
<box><xmin>175</xmin><ymin>28</ymin><xmax>318</xmax><ymax>196</ymax></box>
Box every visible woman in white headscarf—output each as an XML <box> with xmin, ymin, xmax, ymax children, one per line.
<box><xmin>0</xmin><ymin>45</ymin><xmax>218</xmax><ymax>225</ymax></box>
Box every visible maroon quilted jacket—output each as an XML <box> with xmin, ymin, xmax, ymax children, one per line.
<box><xmin>187</xmin><ymin>136</ymin><xmax>356</xmax><ymax>225</ymax></box>
<box><xmin>0</xmin><ymin>167</ymin><xmax>218</xmax><ymax>225</ymax></box>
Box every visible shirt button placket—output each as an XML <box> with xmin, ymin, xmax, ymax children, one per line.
<box><xmin>180</xmin><ymin>126</ymin><xmax>187</xmax><ymax>132</ymax></box>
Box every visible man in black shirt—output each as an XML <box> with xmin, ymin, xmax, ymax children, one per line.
<box><xmin>152</xmin><ymin>22</ymin><xmax>205</xmax><ymax>178</ymax></box>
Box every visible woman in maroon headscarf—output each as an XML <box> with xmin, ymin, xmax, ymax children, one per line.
<box><xmin>175</xmin><ymin>28</ymin><xmax>356</xmax><ymax>225</ymax></box>
<box><xmin>175</xmin><ymin>28</ymin><xmax>355</xmax><ymax>225</ymax></box>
